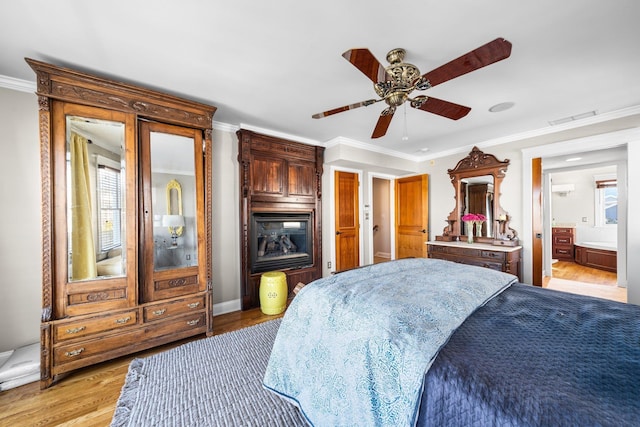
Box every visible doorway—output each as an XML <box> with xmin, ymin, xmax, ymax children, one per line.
<box><xmin>371</xmin><ymin>176</ymin><xmax>394</xmax><ymax>264</ymax></box>
<box><xmin>524</xmin><ymin>138</ymin><xmax>629</xmax><ymax>302</ymax></box>
<box><xmin>542</xmin><ymin>162</ymin><xmax>623</xmax><ymax>301</ymax></box>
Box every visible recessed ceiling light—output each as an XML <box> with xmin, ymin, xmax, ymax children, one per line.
<box><xmin>565</xmin><ymin>157</ymin><xmax>582</xmax><ymax>162</ymax></box>
<box><xmin>488</xmin><ymin>102</ymin><xmax>515</xmax><ymax>113</ymax></box>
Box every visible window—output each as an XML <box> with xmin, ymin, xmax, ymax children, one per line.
<box><xmin>97</xmin><ymin>164</ymin><xmax>122</xmax><ymax>251</ymax></box>
<box><xmin>595</xmin><ymin>177</ymin><xmax>617</xmax><ymax>225</ymax></box>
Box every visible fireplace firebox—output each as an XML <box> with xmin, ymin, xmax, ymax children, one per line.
<box><xmin>251</xmin><ymin>213</ymin><xmax>313</xmax><ymax>273</ymax></box>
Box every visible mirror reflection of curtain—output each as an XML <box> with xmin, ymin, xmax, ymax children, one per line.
<box><xmin>70</xmin><ymin>132</ymin><xmax>97</xmax><ymax>280</ymax></box>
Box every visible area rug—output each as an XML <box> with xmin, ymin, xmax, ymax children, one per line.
<box><xmin>111</xmin><ymin>319</ymin><xmax>307</xmax><ymax>426</ymax></box>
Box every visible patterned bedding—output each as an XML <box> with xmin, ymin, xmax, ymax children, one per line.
<box><xmin>263</xmin><ymin>258</ymin><xmax>517</xmax><ymax>426</ymax></box>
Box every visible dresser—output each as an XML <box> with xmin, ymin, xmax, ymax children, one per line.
<box><xmin>427</xmin><ymin>241</ymin><xmax>522</xmax><ymax>282</ymax></box>
<box><xmin>552</xmin><ymin>227</ymin><xmax>575</xmax><ymax>261</ymax></box>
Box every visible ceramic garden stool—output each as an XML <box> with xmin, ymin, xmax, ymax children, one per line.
<box><xmin>259</xmin><ymin>271</ymin><xmax>288</xmax><ymax>315</ymax></box>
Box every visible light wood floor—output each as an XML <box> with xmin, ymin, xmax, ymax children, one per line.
<box><xmin>0</xmin><ymin>261</ymin><xmax>624</xmax><ymax>426</ymax></box>
<box><xmin>0</xmin><ymin>309</ymin><xmax>283</xmax><ymax>427</ymax></box>
<box><xmin>543</xmin><ymin>260</ymin><xmax>626</xmax><ymax>303</ymax></box>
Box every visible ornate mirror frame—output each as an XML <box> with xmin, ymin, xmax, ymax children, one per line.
<box><xmin>441</xmin><ymin>146</ymin><xmax>518</xmax><ymax>244</ymax></box>
<box><xmin>166</xmin><ymin>178</ymin><xmax>184</xmax><ymax>236</ymax></box>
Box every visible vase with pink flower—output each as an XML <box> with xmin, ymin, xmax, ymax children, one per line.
<box><xmin>461</xmin><ymin>213</ymin><xmax>486</xmax><ymax>243</ymax></box>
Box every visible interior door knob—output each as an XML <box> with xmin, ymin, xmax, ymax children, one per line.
<box><xmin>336</xmin><ymin>231</ymin><xmax>342</xmax><ymax>235</ymax></box>
<box><xmin>421</xmin><ymin>229</ymin><xmax>427</xmax><ymax>233</ymax></box>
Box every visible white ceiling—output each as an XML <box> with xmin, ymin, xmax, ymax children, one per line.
<box><xmin>2</xmin><ymin>0</ymin><xmax>639</xmax><ymax>160</ymax></box>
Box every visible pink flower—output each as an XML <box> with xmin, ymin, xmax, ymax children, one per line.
<box><xmin>461</xmin><ymin>213</ymin><xmax>486</xmax><ymax>222</ymax></box>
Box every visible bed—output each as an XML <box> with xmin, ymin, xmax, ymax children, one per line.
<box><xmin>263</xmin><ymin>258</ymin><xmax>640</xmax><ymax>426</ymax></box>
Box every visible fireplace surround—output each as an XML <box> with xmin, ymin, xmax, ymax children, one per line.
<box><xmin>238</xmin><ymin>129</ymin><xmax>324</xmax><ymax>309</ymax></box>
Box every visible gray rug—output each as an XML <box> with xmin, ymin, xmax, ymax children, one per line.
<box><xmin>111</xmin><ymin>319</ymin><xmax>307</xmax><ymax>426</ymax></box>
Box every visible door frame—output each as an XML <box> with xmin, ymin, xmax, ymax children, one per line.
<box><xmin>329</xmin><ymin>166</ymin><xmax>364</xmax><ymax>272</ymax></box>
<box><xmin>367</xmin><ymin>172</ymin><xmax>396</xmax><ymax>263</ymax></box>
<box><xmin>522</xmin><ymin>128</ymin><xmax>635</xmax><ymax>285</ymax></box>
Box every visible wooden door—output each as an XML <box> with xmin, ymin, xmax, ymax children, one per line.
<box><xmin>395</xmin><ymin>174</ymin><xmax>429</xmax><ymax>258</ymax></box>
<box><xmin>532</xmin><ymin>157</ymin><xmax>543</xmax><ymax>286</ymax></box>
<box><xmin>335</xmin><ymin>171</ymin><xmax>359</xmax><ymax>271</ymax></box>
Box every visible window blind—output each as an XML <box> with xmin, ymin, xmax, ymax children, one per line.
<box><xmin>97</xmin><ymin>164</ymin><xmax>122</xmax><ymax>251</ymax></box>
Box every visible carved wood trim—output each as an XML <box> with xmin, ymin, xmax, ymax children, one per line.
<box><xmin>39</xmin><ymin>103</ymin><xmax>53</xmax><ymax>321</ymax></box>
<box><xmin>448</xmin><ymin>146</ymin><xmax>510</xmax><ymax>177</ymax></box>
<box><xmin>204</xmin><ymin>127</ymin><xmax>213</xmax><ymax>335</ymax></box>
<box><xmin>26</xmin><ymin>58</ymin><xmax>215</xmax><ymax>130</ymax></box>
<box><xmin>442</xmin><ymin>146</ymin><xmax>517</xmax><ymax>242</ymax></box>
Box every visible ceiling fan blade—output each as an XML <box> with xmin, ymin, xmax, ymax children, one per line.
<box><xmin>421</xmin><ymin>38</ymin><xmax>512</xmax><ymax>88</ymax></box>
<box><xmin>371</xmin><ymin>111</ymin><xmax>394</xmax><ymax>138</ymax></box>
<box><xmin>413</xmin><ymin>97</ymin><xmax>471</xmax><ymax>120</ymax></box>
<box><xmin>312</xmin><ymin>99</ymin><xmax>379</xmax><ymax>119</ymax></box>
<box><xmin>342</xmin><ymin>49</ymin><xmax>387</xmax><ymax>83</ymax></box>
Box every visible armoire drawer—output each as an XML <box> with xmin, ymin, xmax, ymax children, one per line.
<box><xmin>53</xmin><ymin>309</ymin><xmax>139</xmax><ymax>343</ymax></box>
<box><xmin>53</xmin><ymin>312</ymin><xmax>206</xmax><ymax>368</ymax></box>
<box><xmin>143</xmin><ymin>295</ymin><xmax>206</xmax><ymax>322</ymax></box>
<box><xmin>54</xmin><ymin>328</ymin><xmax>146</xmax><ymax>367</ymax></box>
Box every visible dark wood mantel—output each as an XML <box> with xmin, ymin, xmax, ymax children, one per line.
<box><xmin>237</xmin><ymin>129</ymin><xmax>324</xmax><ymax>310</ymax></box>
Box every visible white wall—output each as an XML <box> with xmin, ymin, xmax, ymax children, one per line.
<box><xmin>550</xmin><ymin>166</ymin><xmax>616</xmax><ymax>226</ymax></box>
<box><xmin>211</xmin><ymin>127</ymin><xmax>242</xmax><ymax>307</ymax></box>
<box><xmin>0</xmin><ymin>87</ymin><xmax>41</xmax><ymax>351</ymax></box>
<box><xmin>627</xmin><ymin>143</ymin><xmax>640</xmax><ymax>305</ymax></box>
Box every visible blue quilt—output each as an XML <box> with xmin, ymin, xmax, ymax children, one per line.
<box><xmin>263</xmin><ymin>258</ymin><xmax>517</xmax><ymax>426</ymax></box>
<box><xmin>417</xmin><ymin>283</ymin><xmax>640</xmax><ymax>426</ymax></box>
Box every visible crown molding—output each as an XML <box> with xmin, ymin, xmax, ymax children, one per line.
<box><xmin>239</xmin><ymin>122</ymin><xmax>322</xmax><ymax>147</ymax></box>
<box><xmin>325</xmin><ymin>136</ymin><xmax>418</xmax><ymax>161</ymax></box>
<box><xmin>419</xmin><ymin>104</ymin><xmax>640</xmax><ymax>161</ymax></box>
<box><xmin>0</xmin><ymin>74</ymin><xmax>36</xmax><ymax>93</ymax></box>
<box><xmin>212</xmin><ymin>121</ymin><xmax>239</xmax><ymax>133</ymax></box>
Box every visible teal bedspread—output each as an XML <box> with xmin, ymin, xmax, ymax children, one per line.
<box><xmin>263</xmin><ymin>258</ymin><xmax>517</xmax><ymax>426</ymax></box>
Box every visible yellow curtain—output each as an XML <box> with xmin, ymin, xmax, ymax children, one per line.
<box><xmin>70</xmin><ymin>132</ymin><xmax>97</xmax><ymax>280</ymax></box>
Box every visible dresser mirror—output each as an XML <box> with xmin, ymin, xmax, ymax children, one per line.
<box><xmin>65</xmin><ymin>115</ymin><xmax>127</xmax><ymax>282</ymax></box>
<box><xmin>459</xmin><ymin>174</ymin><xmax>494</xmax><ymax>237</ymax></box>
<box><xmin>441</xmin><ymin>146</ymin><xmax>517</xmax><ymax>243</ymax></box>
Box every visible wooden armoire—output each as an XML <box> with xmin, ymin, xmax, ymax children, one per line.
<box><xmin>28</xmin><ymin>58</ymin><xmax>216</xmax><ymax>387</ymax></box>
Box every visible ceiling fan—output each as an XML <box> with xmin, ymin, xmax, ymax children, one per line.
<box><xmin>312</xmin><ymin>38</ymin><xmax>512</xmax><ymax>138</ymax></box>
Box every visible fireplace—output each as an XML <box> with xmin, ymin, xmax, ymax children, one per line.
<box><xmin>238</xmin><ymin>129</ymin><xmax>323</xmax><ymax>310</ymax></box>
<box><xmin>251</xmin><ymin>212</ymin><xmax>313</xmax><ymax>273</ymax></box>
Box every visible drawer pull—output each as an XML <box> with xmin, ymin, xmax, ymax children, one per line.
<box><xmin>65</xmin><ymin>348</ymin><xmax>84</xmax><ymax>357</ymax></box>
<box><xmin>153</xmin><ymin>309</ymin><xmax>167</xmax><ymax>316</ymax></box>
<box><xmin>65</xmin><ymin>326</ymin><xmax>86</xmax><ymax>334</ymax></box>
<box><xmin>115</xmin><ymin>316</ymin><xmax>131</xmax><ymax>324</ymax></box>
<box><xmin>187</xmin><ymin>319</ymin><xmax>200</xmax><ymax>326</ymax></box>
<box><xmin>187</xmin><ymin>302</ymin><xmax>200</xmax><ymax>309</ymax></box>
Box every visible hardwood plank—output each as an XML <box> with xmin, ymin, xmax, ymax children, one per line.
<box><xmin>0</xmin><ymin>308</ymin><xmax>283</xmax><ymax>427</ymax></box>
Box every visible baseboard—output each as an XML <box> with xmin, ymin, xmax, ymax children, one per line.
<box><xmin>374</xmin><ymin>252</ymin><xmax>391</xmax><ymax>259</ymax></box>
<box><xmin>213</xmin><ymin>299</ymin><xmax>242</xmax><ymax>316</ymax></box>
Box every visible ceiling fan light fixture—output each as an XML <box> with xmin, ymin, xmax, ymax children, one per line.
<box><xmin>313</xmin><ymin>38</ymin><xmax>512</xmax><ymax>139</ymax></box>
<box><xmin>488</xmin><ymin>102</ymin><xmax>515</xmax><ymax>113</ymax></box>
